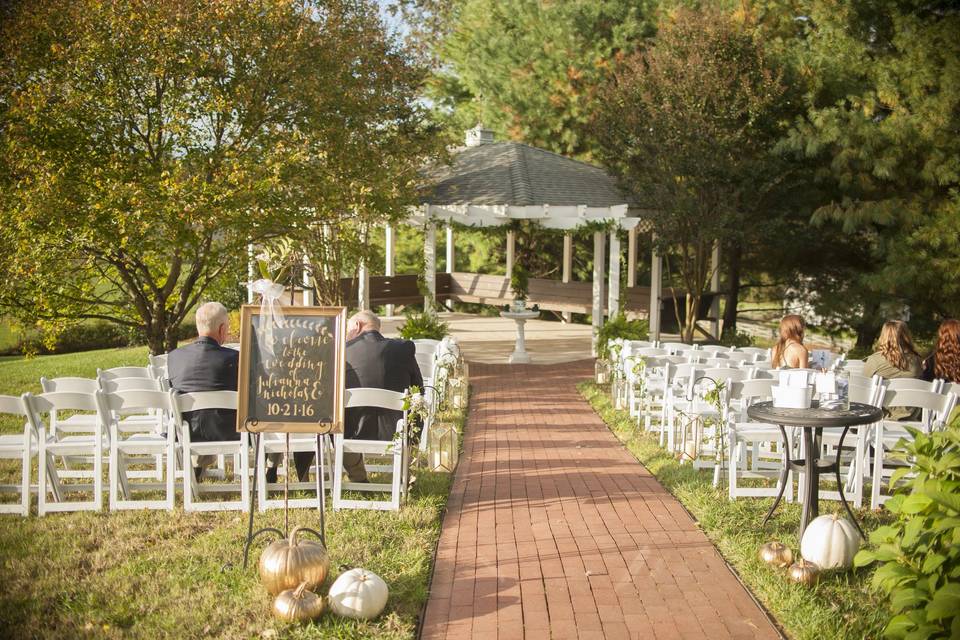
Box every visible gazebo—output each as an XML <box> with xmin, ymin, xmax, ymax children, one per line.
<box><xmin>374</xmin><ymin>125</ymin><xmax>669</xmax><ymax>352</ymax></box>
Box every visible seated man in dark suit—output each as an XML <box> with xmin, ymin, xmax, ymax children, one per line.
<box><xmin>294</xmin><ymin>310</ymin><xmax>423</xmax><ymax>482</ymax></box>
<box><xmin>167</xmin><ymin>302</ymin><xmax>239</xmax><ymax>481</ymax></box>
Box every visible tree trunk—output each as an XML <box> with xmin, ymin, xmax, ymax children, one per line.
<box><xmin>722</xmin><ymin>243</ymin><xmax>742</xmax><ymax>335</ymax></box>
<box><xmin>145</xmin><ymin>324</ymin><xmax>167</xmax><ymax>356</ymax></box>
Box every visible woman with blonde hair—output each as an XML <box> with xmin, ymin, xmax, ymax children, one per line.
<box><xmin>772</xmin><ymin>314</ymin><xmax>809</xmax><ymax>369</ymax></box>
<box><xmin>923</xmin><ymin>319</ymin><xmax>960</xmax><ymax>383</ymax></box>
<box><xmin>864</xmin><ymin>320</ymin><xmax>922</xmax><ymax>380</ymax></box>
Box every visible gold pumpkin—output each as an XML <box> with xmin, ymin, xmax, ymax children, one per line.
<box><xmin>787</xmin><ymin>559</ymin><xmax>820</xmax><ymax>587</ymax></box>
<box><xmin>759</xmin><ymin>541</ymin><xmax>793</xmax><ymax>568</ymax></box>
<box><xmin>273</xmin><ymin>582</ymin><xmax>326</xmax><ymax>623</ymax></box>
<box><xmin>259</xmin><ymin>526</ymin><xmax>331</xmax><ymax>595</ymax></box>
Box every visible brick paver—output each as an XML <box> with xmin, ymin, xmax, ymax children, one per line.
<box><xmin>421</xmin><ymin>361</ymin><xmax>780</xmax><ymax>640</ymax></box>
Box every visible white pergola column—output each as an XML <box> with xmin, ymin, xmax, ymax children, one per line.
<box><xmin>649</xmin><ymin>233</ymin><xmax>662</xmax><ymax>342</ymax></box>
<box><xmin>592</xmin><ymin>231</ymin><xmax>606</xmax><ymax>356</ymax></box>
<box><xmin>562</xmin><ymin>233</ymin><xmax>573</xmax><ymax>323</ymax></box>
<box><xmin>445</xmin><ymin>225</ymin><xmax>455</xmax><ymax>310</ymax></box>
<box><xmin>627</xmin><ymin>226</ymin><xmax>637</xmax><ymax>289</ymax></box>
<box><xmin>505</xmin><ymin>230</ymin><xmax>515</xmax><ymax>277</ymax></box>
<box><xmin>384</xmin><ymin>224</ymin><xmax>395</xmax><ymax>317</ymax></box>
<box><xmin>424</xmin><ymin>223</ymin><xmax>437</xmax><ymax>310</ymax></box>
<box><xmin>608</xmin><ymin>231</ymin><xmax>621</xmax><ymax>318</ymax></box>
<box><xmin>358</xmin><ymin>261</ymin><xmax>370</xmax><ymax>310</ymax></box>
<box><xmin>710</xmin><ymin>242</ymin><xmax>721</xmax><ymax>339</ymax></box>
<box><xmin>302</xmin><ymin>253</ymin><xmax>313</xmax><ymax>306</ymax></box>
<box><xmin>246</xmin><ymin>243</ymin><xmax>255</xmax><ymax>303</ymax></box>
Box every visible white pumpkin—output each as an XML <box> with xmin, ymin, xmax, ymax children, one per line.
<box><xmin>328</xmin><ymin>568</ymin><xmax>389</xmax><ymax>620</ymax></box>
<box><xmin>800</xmin><ymin>513</ymin><xmax>860</xmax><ymax>569</ymax></box>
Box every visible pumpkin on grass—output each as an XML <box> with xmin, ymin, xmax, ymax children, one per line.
<box><xmin>328</xmin><ymin>568</ymin><xmax>389</xmax><ymax>620</ymax></box>
<box><xmin>273</xmin><ymin>582</ymin><xmax>325</xmax><ymax>623</ymax></box>
<box><xmin>259</xmin><ymin>526</ymin><xmax>330</xmax><ymax>595</ymax></box>
<box><xmin>800</xmin><ymin>513</ymin><xmax>860</xmax><ymax>570</ymax></box>
<box><xmin>758</xmin><ymin>541</ymin><xmax>793</xmax><ymax>568</ymax></box>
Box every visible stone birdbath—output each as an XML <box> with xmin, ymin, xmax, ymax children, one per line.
<box><xmin>499</xmin><ymin>309</ymin><xmax>540</xmax><ymax>364</ymax></box>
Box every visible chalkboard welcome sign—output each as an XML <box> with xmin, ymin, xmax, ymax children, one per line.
<box><xmin>236</xmin><ymin>305</ymin><xmax>346</xmax><ymax>434</ymax></box>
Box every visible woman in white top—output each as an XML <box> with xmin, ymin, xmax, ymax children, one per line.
<box><xmin>771</xmin><ymin>314</ymin><xmax>809</xmax><ymax>369</ymax></box>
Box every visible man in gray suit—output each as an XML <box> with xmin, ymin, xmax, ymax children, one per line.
<box><xmin>167</xmin><ymin>302</ymin><xmax>239</xmax><ymax>480</ymax></box>
<box><xmin>295</xmin><ymin>310</ymin><xmax>423</xmax><ymax>482</ymax></box>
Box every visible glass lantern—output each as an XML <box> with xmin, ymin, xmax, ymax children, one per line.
<box><xmin>595</xmin><ymin>359</ymin><xmax>610</xmax><ymax>384</ymax></box>
<box><xmin>428</xmin><ymin>420</ymin><xmax>460</xmax><ymax>473</ymax></box>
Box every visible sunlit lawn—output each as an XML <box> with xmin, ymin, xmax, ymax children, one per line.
<box><xmin>0</xmin><ymin>347</ymin><xmax>461</xmax><ymax>639</ymax></box>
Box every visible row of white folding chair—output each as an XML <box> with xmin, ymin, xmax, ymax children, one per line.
<box><xmin>0</xmin><ymin>395</ymin><xmax>37</xmax><ymax>516</ymax></box>
<box><xmin>4</xmin><ymin>387</ymin><xmax>410</xmax><ymax>515</ymax></box>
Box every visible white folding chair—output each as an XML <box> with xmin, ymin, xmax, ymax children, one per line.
<box><xmin>725</xmin><ymin>378</ymin><xmax>795</xmax><ymax>501</ymax></box>
<box><xmin>257</xmin><ymin>432</ymin><xmax>329</xmax><ymax>512</ymax></box>
<box><xmin>0</xmin><ymin>395</ymin><xmax>36</xmax><ymax>516</ymax></box>
<box><xmin>698</xmin><ymin>345</ymin><xmax>730</xmax><ymax>356</ymax></box>
<box><xmin>148</xmin><ymin>353</ymin><xmax>168</xmax><ymax>371</ymax></box>
<box><xmin>739</xmin><ymin>347</ymin><xmax>770</xmax><ymax>361</ymax></box>
<box><xmin>843</xmin><ymin>359</ymin><xmax>867</xmax><ymax>376</ymax></box>
<box><xmin>39</xmin><ymin>377</ymin><xmax>100</xmax><ymax>437</ymax></box>
<box><xmin>25</xmin><ymin>391</ymin><xmax>106</xmax><ymax>514</ymax></box>
<box><xmin>871</xmin><ymin>387</ymin><xmax>957</xmax><ymax>508</ymax></box>
<box><xmin>679</xmin><ymin>368</ymin><xmax>752</xmax><ymax>476</ymax></box>
<box><xmin>172</xmin><ymin>391</ymin><xmax>249</xmax><ymax>511</ymax></box>
<box><xmin>99</xmin><ymin>389</ymin><xmax>176</xmax><ymax>511</ymax></box>
<box><xmin>332</xmin><ymin>388</ymin><xmax>408</xmax><ymax>511</ymax></box>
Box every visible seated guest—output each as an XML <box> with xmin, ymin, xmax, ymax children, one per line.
<box><xmin>167</xmin><ymin>302</ymin><xmax>239</xmax><ymax>481</ymax></box>
<box><xmin>864</xmin><ymin>320</ymin><xmax>923</xmax><ymax>379</ymax></box>
<box><xmin>923</xmin><ymin>319</ymin><xmax>960</xmax><ymax>383</ymax></box>
<box><xmin>295</xmin><ymin>310</ymin><xmax>424</xmax><ymax>482</ymax></box>
<box><xmin>772</xmin><ymin>314</ymin><xmax>809</xmax><ymax>369</ymax></box>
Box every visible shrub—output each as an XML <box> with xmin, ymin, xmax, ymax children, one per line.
<box><xmin>596</xmin><ymin>314</ymin><xmax>649</xmax><ymax>360</ymax></box>
<box><xmin>720</xmin><ymin>327</ymin><xmax>754</xmax><ymax>348</ymax></box>
<box><xmin>399</xmin><ymin>309</ymin><xmax>449</xmax><ymax>340</ymax></box>
<box><xmin>509</xmin><ymin>263</ymin><xmax>529</xmax><ymax>300</ymax></box>
<box><xmin>853</xmin><ymin>426</ymin><xmax>960</xmax><ymax>639</ymax></box>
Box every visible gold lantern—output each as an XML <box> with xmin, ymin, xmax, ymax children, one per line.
<box><xmin>595</xmin><ymin>359</ymin><xmax>610</xmax><ymax>384</ymax></box>
<box><xmin>428</xmin><ymin>420</ymin><xmax>460</xmax><ymax>473</ymax></box>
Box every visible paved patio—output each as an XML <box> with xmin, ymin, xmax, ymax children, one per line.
<box><xmin>419</xmin><ymin>360</ymin><xmax>780</xmax><ymax>640</ymax></box>
<box><xmin>382</xmin><ymin>312</ymin><xmax>595</xmax><ymax>364</ymax></box>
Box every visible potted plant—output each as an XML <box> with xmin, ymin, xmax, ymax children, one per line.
<box><xmin>509</xmin><ymin>263</ymin><xmax>529</xmax><ymax>312</ymax></box>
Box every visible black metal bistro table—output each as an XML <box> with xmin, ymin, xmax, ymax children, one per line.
<box><xmin>746</xmin><ymin>401</ymin><xmax>883</xmax><ymax>540</ymax></box>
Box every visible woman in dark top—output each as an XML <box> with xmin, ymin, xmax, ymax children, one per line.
<box><xmin>923</xmin><ymin>319</ymin><xmax>960</xmax><ymax>383</ymax></box>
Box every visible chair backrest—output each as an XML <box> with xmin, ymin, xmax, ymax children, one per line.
<box><xmin>728</xmin><ymin>378</ymin><xmax>775</xmax><ymax>403</ymax></box>
<box><xmin>849</xmin><ymin>379</ymin><xmax>881</xmax><ymax>406</ymax></box>
<box><xmin>99</xmin><ymin>376</ymin><xmax>163</xmax><ymax>393</ymax></box>
<box><xmin>23</xmin><ymin>391</ymin><xmax>102</xmax><ymax>434</ymax></box>
<box><xmin>701</xmin><ymin>368</ymin><xmax>751</xmax><ymax>385</ymax></box>
<box><xmin>171</xmin><ymin>391</ymin><xmax>237</xmax><ymax>433</ymax></box>
<box><xmin>222</xmin><ymin>342</ymin><xmax>241</xmax><ymax>350</ymax></box>
<box><xmin>625</xmin><ymin>340</ymin><xmax>653</xmax><ymax>350</ymax></box>
<box><xmin>698</xmin><ymin>345</ymin><xmax>730</xmax><ymax>355</ymax></box>
<box><xmin>700</xmin><ymin>358</ymin><xmax>736</xmax><ymax>369</ymax></box>
<box><xmin>344</xmin><ymin>388</ymin><xmax>405</xmax><ymax>411</ymax></box>
<box><xmin>415</xmin><ymin>352</ymin><xmax>436</xmax><ymax>378</ymax></box>
<box><xmin>724</xmin><ymin>352</ymin><xmax>755</xmax><ymax>364</ymax></box>
<box><xmin>750</xmin><ymin>368</ymin><xmax>775</xmax><ymax>379</ymax></box>
<box><xmin>148</xmin><ymin>354</ymin><xmax>168</xmax><ymax>369</ymax></box>
<box><xmin>40</xmin><ymin>377</ymin><xmax>99</xmax><ymax>394</ymax></box>
<box><xmin>739</xmin><ymin>347</ymin><xmax>769</xmax><ymax>359</ymax></box>
<box><xmin>100</xmin><ymin>389</ymin><xmax>176</xmax><ymax>417</ymax></box>
<box><xmin>942</xmin><ymin>381</ymin><xmax>958</xmax><ymax>398</ymax></box>
<box><xmin>843</xmin><ymin>359</ymin><xmax>867</xmax><ymax>375</ymax></box>
<box><xmin>0</xmin><ymin>394</ymin><xmax>28</xmax><ymax>416</ymax></box>
<box><xmin>884</xmin><ymin>378</ymin><xmax>941</xmax><ymax>393</ymax></box>
<box><xmin>881</xmin><ymin>388</ymin><xmax>957</xmax><ymax>431</ymax></box>
<box><xmin>633</xmin><ymin>347</ymin><xmax>668</xmax><ymax>357</ymax></box>
<box><xmin>97</xmin><ymin>366</ymin><xmax>152</xmax><ymax>380</ymax></box>
<box><xmin>663</xmin><ymin>342</ymin><xmax>695</xmax><ymax>355</ymax></box>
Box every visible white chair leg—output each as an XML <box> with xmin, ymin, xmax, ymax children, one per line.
<box><xmin>109</xmin><ymin>436</ymin><xmax>119</xmax><ymax>511</ymax></box>
<box><xmin>871</xmin><ymin>426</ymin><xmax>884</xmax><ymax>509</ymax></box>
<box><xmin>166</xmin><ymin>438</ymin><xmax>175</xmax><ymax>510</ymax></box>
<box><xmin>38</xmin><ymin>437</ymin><xmax>48</xmax><ymax>516</ymax></box>
<box><xmin>20</xmin><ymin>440</ymin><xmax>31</xmax><ymax>516</ymax></box>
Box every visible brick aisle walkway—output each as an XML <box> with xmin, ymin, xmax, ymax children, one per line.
<box><xmin>420</xmin><ymin>361</ymin><xmax>780</xmax><ymax>640</ymax></box>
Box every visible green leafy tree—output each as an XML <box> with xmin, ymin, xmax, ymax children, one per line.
<box><xmin>0</xmin><ymin>0</ymin><xmax>434</xmax><ymax>352</ymax></box>
<box><xmin>780</xmin><ymin>0</ymin><xmax>960</xmax><ymax>337</ymax></box>
<box><xmin>428</xmin><ymin>0</ymin><xmax>655</xmax><ymax>158</ymax></box>
<box><xmin>593</xmin><ymin>7</ymin><xmax>790</xmax><ymax>342</ymax></box>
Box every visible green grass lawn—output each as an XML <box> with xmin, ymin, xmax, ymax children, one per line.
<box><xmin>579</xmin><ymin>382</ymin><xmax>890</xmax><ymax>640</ymax></box>
<box><xmin>0</xmin><ymin>347</ymin><xmax>463</xmax><ymax>639</ymax></box>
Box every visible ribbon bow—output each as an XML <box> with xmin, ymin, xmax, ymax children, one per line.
<box><xmin>250</xmin><ymin>278</ymin><xmax>286</xmax><ymax>362</ymax></box>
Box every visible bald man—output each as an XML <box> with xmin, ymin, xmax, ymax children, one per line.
<box><xmin>167</xmin><ymin>302</ymin><xmax>239</xmax><ymax>480</ymax></box>
<box><xmin>295</xmin><ymin>310</ymin><xmax>423</xmax><ymax>482</ymax></box>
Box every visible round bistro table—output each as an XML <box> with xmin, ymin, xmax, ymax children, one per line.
<box><xmin>746</xmin><ymin>401</ymin><xmax>883</xmax><ymax>540</ymax></box>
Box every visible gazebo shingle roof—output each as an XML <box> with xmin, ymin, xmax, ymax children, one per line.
<box><xmin>422</xmin><ymin>141</ymin><xmax>635</xmax><ymax>208</ymax></box>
